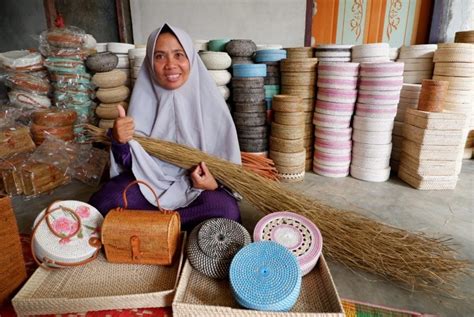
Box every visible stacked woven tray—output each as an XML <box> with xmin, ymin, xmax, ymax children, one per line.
<box><xmin>314</xmin><ymin>45</ymin><xmax>352</xmax><ymax>62</ymax></box>
<box><xmin>398</xmin><ymin>108</ymin><xmax>467</xmax><ymax>190</ymax></box>
<box><xmin>350</xmin><ymin>62</ymin><xmax>404</xmax><ymax>182</ymax></box>
<box><xmin>107</xmin><ymin>43</ymin><xmax>135</xmax><ymax>88</ymax></box>
<box><xmin>455</xmin><ymin>30</ymin><xmax>474</xmax><ymax>44</ymax></box>
<box><xmin>128</xmin><ymin>47</ymin><xmax>146</xmax><ymax>88</ymax></box>
<box><xmin>280</xmin><ymin>52</ymin><xmax>318</xmax><ymax>169</ymax></box>
<box><xmin>199</xmin><ymin>51</ymin><xmax>232</xmax><ymax>101</ymax></box>
<box><xmin>91</xmin><ymin>54</ymin><xmax>130</xmax><ymax>129</ymax></box>
<box><xmin>30</xmin><ymin>110</ymin><xmax>77</xmax><ymax>145</ymax></box>
<box><xmin>231</xmin><ymin>66</ymin><xmax>268</xmax><ymax>154</ymax></box>
<box><xmin>433</xmin><ymin>43</ymin><xmax>474</xmax><ymax>161</ymax></box>
<box><xmin>397</xmin><ymin>44</ymin><xmax>437</xmax><ymax>84</ymax></box>
<box><xmin>351</xmin><ymin>43</ymin><xmax>390</xmax><ymax>63</ymax></box>
<box><xmin>312</xmin><ymin>62</ymin><xmax>359</xmax><ymax>177</ymax></box>
<box><xmin>269</xmin><ymin>95</ymin><xmax>306</xmax><ymax>182</ymax></box>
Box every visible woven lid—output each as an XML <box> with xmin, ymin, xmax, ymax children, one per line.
<box><xmin>253</xmin><ymin>211</ymin><xmax>322</xmax><ymax>276</ymax></box>
<box><xmin>187</xmin><ymin>218</ymin><xmax>251</xmax><ymax>279</ymax></box>
<box><xmin>229</xmin><ymin>241</ymin><xmax>302</xmax><ymax>311</ymax></box>
<box><xmin>32</xmin><ymin>200</ymin><xmax>103</xmax><ymax>268</ymax></box>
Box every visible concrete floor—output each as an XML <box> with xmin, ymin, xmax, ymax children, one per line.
<box><xmin>12</xmin><ymin>160</ymin><xmax>474</xmax><ymax>317</ymax></box>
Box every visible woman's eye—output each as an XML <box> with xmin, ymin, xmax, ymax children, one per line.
<box><xmin>155</xmin><ymin>54</ymin><xmax>165</xmax><ymax>60</ymax></box>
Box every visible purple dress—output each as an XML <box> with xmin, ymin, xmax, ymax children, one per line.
<box><xmin>88</xmin><ymin>138</ymin><xmax>240</xmax><ymax>231</ymax></box>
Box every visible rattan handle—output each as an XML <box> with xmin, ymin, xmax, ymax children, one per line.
<box><xmin>122</xmin><ymin>180</ymin><xmax>162</xmax><ymax>211</ymax></box>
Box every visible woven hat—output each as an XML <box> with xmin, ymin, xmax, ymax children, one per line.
<box><xmin>229</xmin><ymin>241</ymin><xmax>302</xmax><ymax>311</ymax></box>
<box><xmin>253</xmin><ymin>211</ymin><xmax>323</xmax><ymax>276</ymax></box>
<box><xmin>187</xmin><ymin>218</ymin><xmax>251</xmax><ymax>279</ymax></box>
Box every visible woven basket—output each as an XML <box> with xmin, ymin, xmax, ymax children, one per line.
<box><xmin>281</xmin><ymin>85</ymin><xmax>315</xmax><ymax>98</ymax></box>
<box><xmin>399</xmin><ymin>151</ymin><xmax>457</xmax><ymax>176</ymax></box>
<box><xmin>271</xmin><ymin>122</ymin><xmax>304</xmax><ymax>140</ymax></box>
<box><xmin>172</xmin><ymin>254</ymin><xmax>343</xmax><ymax>316</ymax></box>
<box><xmin>281</xmin><ymin>72</ymin><xmax>316</xmax><ymax>86</ymax></box>
<box><xmin>0</xmin><ymin>195</ymin><xmax>27</xmax><ymax>304</ymax></box>
<box><xmin>312</xmin><ymin>162</ymin><xmax>350</xmax><ymax>178</ymax></box>
<box><xmin>403</xmin><ymin>123</ymin><xmax>463</xmax><ymax>145</ymax></box>
<box><xmin>402</xmin><ymin>139</ymin><xmax>459</xmax><ymax>161</ymax></box>
<box><xmin>270</xmin><ymin>149</ymin><xmax>306</xmax><ymax>167</ymax></box>
<box><xmin>13</xmin><ymin>233</ymin><xmax>186</xmax><ymax>315</ymax></box>
<box><xmin>273</xmin><ymin>112</ymin><xmax>306</xmax><ymax>125</ymax></box>
<box><xmin>398</xmin><ymin>165</ymin><xmax>458</xmax><ymax>190</ymax></box>
<box><xmin>271</xmin><ymin>95</ymin><xmax>304</xmax><ymax>112</ymax></box>
<box><xmin>270</xmin><ymin>136</ymin><xmax>304</xmax><ymax>153</ymax></box>
<box><xmin>0</xmin><ymin>126</ymin><xmax>36</xmax><ymax>159</ymax></box>
<box><xmin>404</xmin><ymin>108</ymin><xmax>467</xmax><ymax>130</ymax></box>
<box><xmin>280</xmin><ymin>58</ymin><xmax>318</xmax><ymax>72</ymax></box>
<box><xmin>285</xmin><ymin>47</ymin><xmax>314</xmax><ymax>59</ymax></box>
<box><xmin>277</xmin><ymin>171</ymin><xmax>306</xmax><ymax>183</ymax></box>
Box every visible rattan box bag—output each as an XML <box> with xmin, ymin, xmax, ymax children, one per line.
<box><xmin>101</xmin><ymin>180</ymin><xmax>181</xmax><ymax>265</ymax></box>
<box><xmin>31</xmin><ymin>200</ymin><xmax>103</xmax><ymax>269</ymax></box>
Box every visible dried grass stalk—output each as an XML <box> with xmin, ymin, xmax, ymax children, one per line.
<box><xmin>86</xmin><ymin>125</ymin><xmax>471</xmax><ymax>295</ymax></box>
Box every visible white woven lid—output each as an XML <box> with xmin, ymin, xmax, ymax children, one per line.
<box><xmin>107</xmin><ymin>42</ymin><xmax>135</xmax><ymax>54</ymax></box>
<box><xmin>350</xmin><ymin>164</ymin><xmax>391</xmax><ymax>182</ymax></box>
<box><xmin>353</xmin><ymin>115</ymin><xmax>395</xmax><ymax>132</ymax></box>
<box><xmin>32</xmin><ymin>200</ymin><xmax>103</xmax><ymax>267</ymax></box>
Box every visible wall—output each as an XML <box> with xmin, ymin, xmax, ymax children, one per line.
<box><xmin>0</xmin><ymin>0</ymin><xmax>47</xmax><ymax>51</ymax></box>
<box><xmin>130</xmin><ymin>0</ymin><xmax>307</xmax><ymax>47</ymax></box>
<box><xmin>430</xmin><ymin>0</ymin><xmax>474</xmax><ymax>43</ymax></box>
<box><xmin>312</xmin><ymin>0</ymin><xmax>433</xmax><ymax>47</ymax></box>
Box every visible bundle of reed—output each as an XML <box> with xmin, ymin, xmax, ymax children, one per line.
<box><xmin>86</xmin><ymin>124</ymin><xmax>471</xmax><ymax>295</ymax></box>
<box><xmin>241</xmin><ymin>152</ymin><xmax>279</xmax><ymax>181</ymax></box>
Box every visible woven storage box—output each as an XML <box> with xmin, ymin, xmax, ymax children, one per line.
<box><xmin>0</xmin><ymin>126</ymin><xmax>35</xmax><ymax>159</ymax></box>
<box><xmin>0</xmin><ymin>195</ymin><xmax>27</xmax><ymax>304</ymax></box>
<box><xmin>12</xmin><ymin>232</ymin><xmax>186</xmax><ymax>316</ymax></box>
<box><xmin>400</xmin><ymin>151</ymin><xmax>456</xmax><ymax>176</ymax></box>
<box><xmin>402</xmin><ymin>139</ymin><xmax>459</xmax><ymax>161</ymax></box>
<box><xmin>404</xmin><ymin>108</ymin><xmax>466</xmax><ymax>130</ymax></box>
<box><xmin>403</xmin><ymin>123</ymin><xmax>463</xmax><ymax>145</ymax></box>
<box><xmin>398</xmin><ymin>166</ymin><xmax>458</xmax><ymax>190</ymax></box>
<box><xmin>172</xmin><ymin>254</ymin><xmax>343</xmax><ymax>317</ymax></box>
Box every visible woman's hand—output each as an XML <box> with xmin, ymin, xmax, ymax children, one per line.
<box><xmin>112</xmin><ymin>105</ymin><xmax>135</xmax><ymax>144</ymax></box>
<box><xmin>190</xmin><ymin>162</ymin><xmax>218</xmax><ymax>190</ymax></box>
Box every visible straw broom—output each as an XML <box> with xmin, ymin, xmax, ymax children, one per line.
<box><xmin>86</xmin><ymin>125</ymin><xmax>471</xmax><ymax>295</ymax></box>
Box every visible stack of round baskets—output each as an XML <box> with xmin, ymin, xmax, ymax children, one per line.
<box><xmin>269</xmin><ymin>95</ymin><xmax>306</xmax><ymax>182</ymax></box>
<box><xmin>280</xmin><ymin>50</ymin><xmax>318</xmax><ymax>170</ymax></box>
<box><xmin>87</xmin><ymin>52</ymin><xmax>130</xmax><ymax>129</ymax></box>
<box><xmin>30</xmin><ymin>110</ymin><xmax>77</xmax><ymax>145</ymax></box>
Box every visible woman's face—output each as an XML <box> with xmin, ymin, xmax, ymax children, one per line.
<box><xmin>153</xmin><ymin>32</ymin><xmax>190</xmax><ymax>90</ymax></box>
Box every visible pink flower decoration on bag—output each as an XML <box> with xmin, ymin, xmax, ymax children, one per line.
<box><xmin>52</xmin><ymin>217</ymin><xmax>78</xmax><ymax>236</ymax></box>
<box><xmin>75</xmin><ymin>205</ymin><xmax>91</xmax><ymax>218</ymax></box>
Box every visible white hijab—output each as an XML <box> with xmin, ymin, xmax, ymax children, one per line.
<box><xmin>110</xmin><ymin>23</ymin><xmax>241</xmax><ymax>209</ymax></box>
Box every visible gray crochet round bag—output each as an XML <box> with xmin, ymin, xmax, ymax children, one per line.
<box><xmin>187</xmin><ymin>218</ymin><xmax>251</xmax><ymax>279</ymax></box>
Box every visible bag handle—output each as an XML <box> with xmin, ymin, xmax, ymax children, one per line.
<box><xmin>31</xmin><ymin>201</ymin><xmax>101</xmax><ymax>270</ymax></box>
<box><xmin>122</xmin><ymin>179</ymin><xmax>165</xmax><ymax>211</ymax></box>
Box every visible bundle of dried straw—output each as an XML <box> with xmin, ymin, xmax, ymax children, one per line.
<box><xmin>87</xmin><ymin>125</ymin><xmax>470</xmax><ymax>295</ymax></box>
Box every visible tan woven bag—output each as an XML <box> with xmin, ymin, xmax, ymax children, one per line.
<box><xmin>102</xmin><ymin>180</ymin><xmax>181</xmax><ymax>265</ymax></box>
<box><xmin>0</xmin><ymin>195</ymin><xmax>27</xmax><ymax>304</ymax></box>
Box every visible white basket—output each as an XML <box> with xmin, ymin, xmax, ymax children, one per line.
<box><xmin>350</xmin><ymin>165</ymin><xmax>391</xmax><ymax>182</ymax></box>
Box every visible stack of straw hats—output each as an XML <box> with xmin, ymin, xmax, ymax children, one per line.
<box><xmin>350</xmin><ymin>62</ymin><xmax>404</xmax><ymax>182</ymax></box>
<box><xmin>314</xmin><ymin>45</ymin><xmax>352</xmax><ymax>62</ymax></box>
<box><xmin>231</xmin><ymin>64</ymin><xmax>268</xmax><ymax>154</ymax></box>
<box><xmin>397</xmin><ymin>44</ymin><xmax>437</xmax><ymax>84</ymax></box>
<box><xmin>433</xmin><ymin>43</ymin><xmax>474</xmax><ymax>161</ymax></box>
<box><xmin>128</xmin><ymin>47</ymin><xmax>146</xmax><ymax>89</ymax></box>
<box><xmin>351</xmin><ymin>43</ymin><xmax>390</xmax><ymax>63</ymax></box>
<box><xmin>255</xmin><ymin>48</ymin><xmax>286</xmax><ymax>119</ymax></box>
<box><xmin>455</xmin><ymin>30</ymin><xmax>474</xmax><ymax>43</ymax></box>
<box><xmin>90</xmin><ymin>52</ymin><xmax>130</xmax><ymax>129</ymax></box>
<box><xmin>199</xmin><ymin>51</ymin><xmax>232</xmax><ymax>101</ymax></box>
<box><xmin>194</xmin><ymin>40</ymin><xmax>209</xmax><ymax>52</ymax></box>
<box><xmin>107</xmin><ymin>43</ymin><xmax>135</xmax><ymax>88</ymax></box>
<box><xmin>312</xmin><ymin>62</ymin><xmax>359</xmax><ymax>177</ymax></box>
<box><xmin>269</xmin><ymin>95</ymin><xmax>306</xmax><ymax>182</ymax></box>
<box><xmin>398</xmin><ymin>89</ymin><xmax>467</xmax><ymax>190</ymax></box>
<box><xmin>280</xmin><ymin>53</ymin><xmax>318</xmax><ymax>170</ymax></box>
<box><xmin>391</xmin><ymin>83</ymin><xmax>421</xmax><ymax>170</ymax></box>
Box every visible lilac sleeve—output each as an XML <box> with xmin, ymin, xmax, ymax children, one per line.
<box><xmin>107</xmin><ymin>129</ymin><xmax>132</xmax><ymax>169</ymax></box>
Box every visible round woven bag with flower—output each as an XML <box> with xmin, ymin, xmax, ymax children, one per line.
<box><xmin>31</xmin><ymin>200</ymin><xmax>103</xmax><ymax>269</ymax></box>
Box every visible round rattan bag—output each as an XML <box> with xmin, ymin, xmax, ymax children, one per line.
<box><xmin>253</xmin><ymin>211</ymin><xmax>323</xmax><ymax>276</ymax></box>
<box><xmin>187</xmin><ymin>218</ymin><xmax>251</xmax><ymax>279</ymax></box>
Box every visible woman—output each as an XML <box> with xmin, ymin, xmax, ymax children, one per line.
<box><xmin>89</xmin><ymin>23</ymin><xmax>241</xmax><ymax>230</ymax></box>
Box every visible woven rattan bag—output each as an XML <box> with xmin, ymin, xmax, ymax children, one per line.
<box><xmin>102</xmin><ymin>180</ymin><xmax>181</xmax><ymax>265</ymax></box>
<box><xmin>0</xmin><ymin>195</ymin><xmax>27</xmax><ymax>304</ymax></box>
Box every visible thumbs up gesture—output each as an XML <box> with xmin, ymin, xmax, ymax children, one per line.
<box><xmin>112</xmin><ymin>104</ymin><xmax>135</xmax><ymax>144</ymax></box>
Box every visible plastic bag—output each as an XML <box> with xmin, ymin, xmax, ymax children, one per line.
<box><xmin>5</xmin><ymin>72</ymin><xmax>51</xmax><ymax>95</ymax></box>
<box><xmin>39</xmin><ymin>26</ymin><xmax>96</xmax><ymax>60</ymax></box>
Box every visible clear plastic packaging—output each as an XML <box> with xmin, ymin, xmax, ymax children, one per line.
<box><xmin>5</xmin><ymin>72</ymin><xmax>51</xmax><ymax>95</ymax></box>
<box><xmin>0</xmin><ymin>124</ymin><xmax>36</xmax><ymax>159</ymax></box>
<box><xmin>7</xmin><ymin>89</ymin><xmax>51</xmax><ymax>110</ymax></box>
<box><xmin>69</xmin><ymin>143</ymin><xmax>109</xmax><ymax>186</ymax></box>
<box><xmin>0</xmin><ymin>50</ymin><xmax>43</xmax><ymax>70</ymax></box>
<box><xmin>0</xmin><ymin>151</ymin><xmax>32</xmax><ymax>195</ymax></box>
<box><xmin>39</xmin><ymin>27</ymin><xmax>96</xmax><ymax>60</ymax></box>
